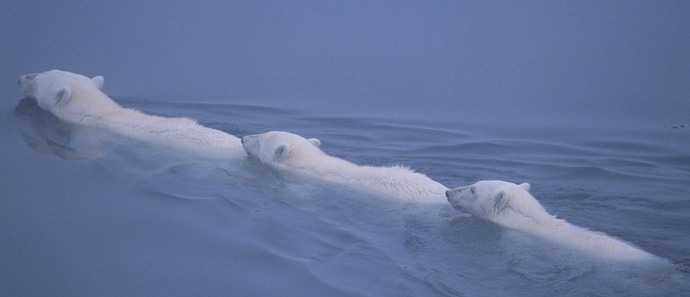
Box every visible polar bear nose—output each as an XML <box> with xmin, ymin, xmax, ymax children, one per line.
<box><xmin>19</xmin><ymin>74</ymin><xmax>37</xmax><ymax>85</ymax></box>
<box><xmin>241</xmin><ymin>135</ymin><xmax>258</xmax><ymax>145</ymax></box>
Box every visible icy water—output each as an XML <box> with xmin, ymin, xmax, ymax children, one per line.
<box><xmin>3</xmin><ymin>1</ymin><xmax>690</xmax><ymax>296</ymax></box>
<box><xmin>2</xmin><ymin>97</ymin><xmax>689</xmax><ymax>297</ymax></box>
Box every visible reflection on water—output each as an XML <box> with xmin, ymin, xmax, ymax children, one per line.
<box><xmin>4</xmin><ymin>98</ymin><xmax>689</xmax><ymax>297</ymax></box>
<box><xmin>14</xmin><ymin>98</ymin><xmax>105</xmax><ymax>160</ymax></box>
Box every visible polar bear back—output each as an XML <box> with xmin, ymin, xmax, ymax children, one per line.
<box><xmin>19</xmin><ymin>70</ymin><xmax>243</xmax><ymax>158</ymax></box>
<box><xmin>446</xmin><ymin>180</ymin><xmax>663</xmax><ymax>263</ymax></box>
<box><xmin>242</xmin><ymin>131</ymin><xmax>448</xmax><ymax>203</ymax></box>
<box><xmin>105</xmin><ymin>108</ymin><xmax>242</xmax><ymax>154</ymax></box>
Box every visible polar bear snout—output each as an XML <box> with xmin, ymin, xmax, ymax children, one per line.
<box><xmin>445</xmin><ymin>189</ymin><xmax>458</xmax><ymax>200</ymax></box>
<box><xmin>18</xmin><ymin>73</ymin><xmax>38</xmax><ymax>96</ymax></box>
<box><xmin>19</xmin><ymin>73</ymin><xmax>36</xmax><ymax>85</ymax></box>
<box><xmin>241</xmin><ymin>134</ymin><xmax>260</xmax><ymax>157</ymax></box>
<box><xmin>445</xmin><ymin>188</ymin><xmax>463</xmax><ymax>208</ymax></box>
<box><xmin>241</xmin><ymin>134</ymin><xmax>257</xmax><ymax>146</ymax></box>
<box><xmin>446</xmin><ymin>186</ymin><xmax>476</xmax><ymax>214</ymax></box>
<box><xmin>446</xmin><ymin>187</ymin><xmax>467</xmax><ymax>198</ymax></box>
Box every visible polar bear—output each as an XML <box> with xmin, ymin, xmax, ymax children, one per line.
<box><xmin>18</xmin><ymin>70</ymin><xmax>243</xmax><ymax>158</ymax></box>
<box><xmin>446</xmin><ymin>180</ymin><xmax>663</xmax><ymax>262</ymax></box>
<box><xmin>241</xmin><ymin>131</ymin><xmax>448</xmax><ymax>203</ymax></box>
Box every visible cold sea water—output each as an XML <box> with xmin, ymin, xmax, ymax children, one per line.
<box><xmin>2</xmin><ymin>96</ymin><xmax>689</xmax><ymax>297</ymax></box>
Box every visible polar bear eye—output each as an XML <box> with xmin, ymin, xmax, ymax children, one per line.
<box><xmin>470</xmin><ymin>187</ymin><xmax>476</xmax><ymax>194</ymax></box>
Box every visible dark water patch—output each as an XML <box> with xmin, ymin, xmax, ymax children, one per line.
<box><xmin>419</xmin><ymin>139</ymin><xmax>598</xmax><ymax>163</ymax></box>
<box><xmin>296</xmin><ymin>115</ymin><xmax>474</xmax><ymax>155</ymax></box>
<box><xmin>551</xmin><ymin>165</ymin><xmax>656</xmax><ymax>183</ymax></box>
<box><xmin>648</xmin><ymin>154</ymin><xmax>690</xmax><ymax>169</ymax></box>
<box><xmin>582</xmin><ymin>139</ymin><xmax>671</xmax><ymax>154</ymax></box>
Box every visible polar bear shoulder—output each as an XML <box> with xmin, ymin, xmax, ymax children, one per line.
<box><xmin>242</xmin><ymin>131</ymin><xmax>447</xmax><ymax>203</ymax></box>
<box><xmin>19</xmin><ymin>70</ymin><xmax>243</xmax><ymax>157</ymax></box>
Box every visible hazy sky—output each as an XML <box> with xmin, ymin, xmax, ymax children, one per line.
<box><xmin>2</xmin><ymin>0</ymin><xmax>689</xmax><ymax>123</ymax></box>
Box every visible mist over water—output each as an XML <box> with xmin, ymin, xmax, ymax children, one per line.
<box><xmin>2</xmin><ymin>1</ymin><xmax>690</xmax><ymax>296</ymax></box>
<box><xmin>2</xmin><ymin>1</ymin><xmax>689</xmax><ymax>122</ymax></box>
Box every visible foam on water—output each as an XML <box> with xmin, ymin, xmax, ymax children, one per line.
<box><xmin>3</xmin><ymin>98</ymin><xmax>689</xmax><ymax>297</ymax></box>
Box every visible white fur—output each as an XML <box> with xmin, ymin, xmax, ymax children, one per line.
<box><xmin>242</xmin><ymin>131</ymin><xmax>448</xmax><ymax>203</ymax></box>
<box><xmin>446</xmin><ymin>180</ymin><xmax>662</xmax><ymax>262</ymax></box>
<box><xmin>19</xmin><ymin>70</ymin><xmax>243</xmax><ymax>158</ymax></box>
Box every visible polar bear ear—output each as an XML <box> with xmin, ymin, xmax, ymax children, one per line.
<box><xmin>494</xmin><ymin>192</ymin><xmax>509</xmax><ymax>212</ymax></box>
<box><xmin>519</xmin><ymin>183</ymin><xmax>531</xmax><ymax>192</ymax></box>
<box><xmin>55</xmin><ymin>88</ymin><xmax>71</xmax><ymax>106</ymax></box>
<box><xmin>307</xmin><ymin>138</ymin><xmax>321</xmax><ymax>148</ymax></box>
<box><xmin>273</xmin><ymin>145</ymin><xmax>289</xmax><ymax>162</ymax></box>
<box><xmin>91</xmin><ymin>76</ymin><xmax>105</xmax><ymax>89</ymax></box>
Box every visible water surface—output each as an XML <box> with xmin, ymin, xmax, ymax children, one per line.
<box><xmin>2</xmin><ymin>98</ymin><xmax>688</xmax><ymax>296</ymax></box>
<box><xmin>2</xmin><ymin>1</ymin><xmax>689</xmax><ymax>296</ymax></box>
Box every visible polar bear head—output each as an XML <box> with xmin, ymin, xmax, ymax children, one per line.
<box><xmin>241</xmin><ymin>131</ymin><xmax>323</xmax><ymax>167</ymax></box>
<box><xmin>18</xmin><ymin>69</ymin><xmax>105</xmax><ymax>113</ymax></box>
<box><xmin>446</xmin><ymin>180</ymin><xmax>552</xmax><ymax>227</ymax></box>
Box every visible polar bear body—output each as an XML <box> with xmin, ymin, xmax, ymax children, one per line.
<box><xmin>242</xmin><ymin>131</ymin><xmax>448</xmax><ymax>203</ymax></box>
<box><xmin>446</xmin><ymin>180</ymin><xmax>662</xmax><ymax>262</ymax></box>
<box><xmin>19</xmin><ymin>70</ymin><xmax>243</xmax><ymax>158</ymax></box>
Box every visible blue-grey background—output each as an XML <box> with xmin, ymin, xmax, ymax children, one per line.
<box><xmin>2</xmin><ymin>1</ymin><xmax>689</xmax><ymax>296</ymax></box>
<box><xmin>3</xmin><ymin>0</ymin><xmax>689</xmax><ymax>122</ymax></box>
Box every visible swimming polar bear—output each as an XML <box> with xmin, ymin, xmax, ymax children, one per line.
<box><xmin>18</xmin><ymin>70</ymin><xmax>243</xmax><ymax>158</ymax></box>
<box><xmin>446</xmin><ymin>180</ymin><xmax>663</xmax><ymax>263</ymax></box>
<box><xmin>241</xmin><ymin>131</ymin><xmax>448</xmax><ymax>203</ymax></box>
